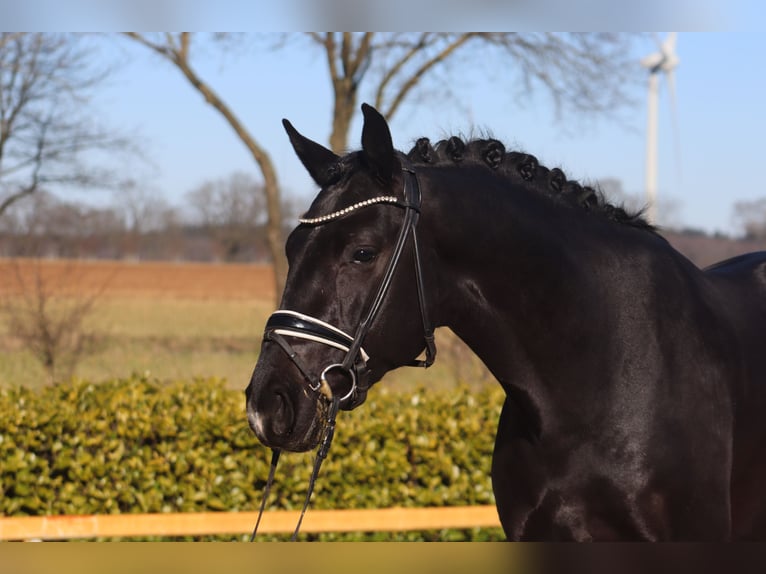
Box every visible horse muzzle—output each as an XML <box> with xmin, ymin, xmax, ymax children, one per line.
<box><xmin>245</xmin><ymin>365</ymin><xmax>328</xmax><ymax>452</ymax></box>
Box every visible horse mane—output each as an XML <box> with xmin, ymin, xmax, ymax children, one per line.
<box><xmin>406</xmin><ymin>136</ymin><xmax>654</xmax><ymax>231</ymax></box>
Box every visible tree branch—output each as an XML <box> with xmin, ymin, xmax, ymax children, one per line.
<box><xmin>123</xmin><ymin>32</ymin><xmax>171</xmax><ymax>58</ymax></box>
<box><xmin>323</xmin><ymin>33</ymin><xmax>339</xmax><ymax>84</ymax></box>
<box><xmin>1</xmin><ymin>34</ymin><xmax>139</xmax><ymax>220</ymax></box>
<box><xmin>382</xmin><ymin>33</ymin><xmax>478</xmax><ymax>119</ymax></box>
<box><xmin>123</xmin><ymin>32</ymin><xmax>287</xmax><ymax>300</ymax></box>
<box><xmin>374</xmin><ymin>32</ymin><xmax>431</xmax><ymax>111</ymax></box>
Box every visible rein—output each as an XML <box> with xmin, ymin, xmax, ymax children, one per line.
<box><xmin>250</xmin><ymin>158</ymin><xmax>436</xmax><ymax>541</ymax></box>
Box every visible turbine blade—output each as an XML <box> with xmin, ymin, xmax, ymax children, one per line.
<box><xmin>663</xmin><ymin>32</ymin><xmax>677</xmax><ymax>55</ymax></box>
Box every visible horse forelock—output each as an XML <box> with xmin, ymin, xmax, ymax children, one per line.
<box><xmin>406</xmin><ymin>136</ymin><xmax>654</xmax><ymax>232</ymax></box>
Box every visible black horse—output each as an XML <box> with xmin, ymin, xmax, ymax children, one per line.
<box><xmin>246</xmin><ymin>103</ymin><xmax>766</xmax><ymax>541</ymax></box>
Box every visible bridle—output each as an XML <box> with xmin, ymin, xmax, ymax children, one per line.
<box><xmin>264</xmin><ymin>155</ymin><xmax>436</xmax><ymax>406</ymax></box>
<box><xmin>250</xmin><ymin>156</ymin><xmax>437</xmax><ymax>541</ymax></box>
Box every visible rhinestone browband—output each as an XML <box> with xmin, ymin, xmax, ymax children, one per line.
<box><xmin>298</xmin><ymin>196</ymin><xmax>400</xmax><ymax>225</ymax></box>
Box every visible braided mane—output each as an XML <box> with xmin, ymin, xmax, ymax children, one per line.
<box><xmin>406</xmin><ymin>136</ymin><xmax>653</xmax><ymax>231</ymax></box>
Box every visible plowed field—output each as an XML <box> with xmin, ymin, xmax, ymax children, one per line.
<box><xmin>0</xmin><ymin>258</ymin><xmax>489</xmax><ymax>390</ymax></box>
<box><xmin>0</xmin><ymin>258</ymin><xmax>275</xmax><ymax>301</ymax></box>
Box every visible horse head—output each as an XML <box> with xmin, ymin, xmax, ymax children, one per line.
<box><xmin>246</xmin><ymin>104</ymin><xmax>436</xmax><ymax>452</ymax></box>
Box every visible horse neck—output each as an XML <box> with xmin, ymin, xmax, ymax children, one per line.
<box><xmin>419</xmin><ymin>166</ymin><xmax>634</xmax><ymax>400</ymax></box>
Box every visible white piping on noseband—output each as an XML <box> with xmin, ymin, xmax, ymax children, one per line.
<box><xmin>269</xmin><ymin>310</ymin><xmax>370</xmax><ymax>363</ymax></box>
<box><xmin>298</xmin><ymin>196</ymin><xmax>400</xmax><ymax>225</ymax></box>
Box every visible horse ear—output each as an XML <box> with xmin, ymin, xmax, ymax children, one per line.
<box><xmin>282</xmin><ymin>119</ymin><xmax>340</xmax><ymax>187</ymax></box>
<box><xmin>360</xmin><ymin>103</ymin><xmax>395</xmax><ymax>183</ymax></box>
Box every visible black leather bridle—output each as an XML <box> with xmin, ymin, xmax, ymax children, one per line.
<box><xmin>263</xmin><ymin>156</ymin><xmax>436</xmax><ymax>406</ymax></box>
<box><xmin>250</xmin><ymin>157</ymin><xmax>437</xmax><ymax>541</ymax></box>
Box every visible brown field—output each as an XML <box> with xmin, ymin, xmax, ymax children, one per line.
<box><xmin>0</xmin><ymin>258</ymin><xmax>490</xmax><ymax>390</ymax></box>
<box><xmin>0</xmin><ymin>258</ymin><xmax>277</xmax><ymax>388</ymax></box>
<box><xmin>0</xmin><ymin>258</ymin><xmax>276</xmax><ymax>301</ymax></box>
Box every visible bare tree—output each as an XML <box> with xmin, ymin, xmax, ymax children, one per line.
<box><xmin>113</xmin><ymin>179</ymin><xmax>174</xmax><ymax>260</ymax></box>
<box><xmin>123</xmin><ymin>32</ymin><xmax>639</xmax><ymax>296</ymax></box>
<box><xmin>0</xmin><ymin>258</ymin><xmax>108</xmax><ymax>383</ymax></box>
<box><xmin>305</xmin><ymin>33</ymin><xmax>639</xmax><ymax>153</ymax></box>
<box><xmin>732</xmin><ymin>198</ymin><xmax>766</xmax><ymax>240</ymax></box>
<box><xmin>0</xmin><ymin>190</ymin><xmax>126</xmax><ymax>258</ymax></box>
<box><xmin>122</xmin><ymin>33</ymin><xmax>287</xmax><ymax>300</ymax></box>
<box><xmin>0</xmin><ymin>33</ymin><xmax>130</xmax><ymax>217</ymax></box>
<box><xmin>186</xmin><ymin>171</ymin><xmax>266</xmax><ymax>261</ymax></box>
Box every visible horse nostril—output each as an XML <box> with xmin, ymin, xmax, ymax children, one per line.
<box><xmin>271</xmin><ymin>392</ymin><xmax>294</xmax><ymax>437</ymax></box>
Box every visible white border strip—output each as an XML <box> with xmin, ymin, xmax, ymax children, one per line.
<box><xmin>271</xmin><ymin>310</ymin><xmax>370</xmax><ymax>362</ymax></box>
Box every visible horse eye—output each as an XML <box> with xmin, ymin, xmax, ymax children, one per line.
<box><xmin>352</xmin><ymin>248</ymin><xmax>377</xmax><ymax>263</ymax></box>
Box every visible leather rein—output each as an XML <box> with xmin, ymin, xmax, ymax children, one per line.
<box><xmin>250</xmin><ymin>158</ymin><xmax>436</xmax><ymax>541</ymax></box>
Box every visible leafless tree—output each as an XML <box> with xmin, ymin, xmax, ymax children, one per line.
<box><xmin>0</xmin><ymin>258</ymin><xmax>109</xmax><ymax>383</ymax></box>
<box><xmin>305</xmin><ymin>33</ymin><xmax>640</xmax><ymax>153</ymax></box>
<box><xmin>123</xmin><ymin>32</ymin><xmax>640</xmax><ymax>298</ymax></box>
<box><xmin>732</xmin><ymin>198</ymin><xmax>766</xmax><ymax>240</ymax></box>
<box><xmin>123</xmin><ymin>32</ymin><xmax>287</xmax><ymax>300</ymax></box>
<box><xmin>186</xmin><ymin>171</ymin><xmax>266</xmax><ymax>261</ymax></box>
<box><xmin>0</xmin><ymin>190</ymin><xmax>126</xmax><ymax>258</ymax></box>
<box><xmin>113</xmin><ymin>179</ymin><xmax>175</xmax><ymax>260</ymax></box>
<box><xmin>0</xmin><ymin>33</ymin><xmax>131</xmax><ymax>217</ymax></box>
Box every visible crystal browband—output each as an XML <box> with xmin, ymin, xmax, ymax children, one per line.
<box><xmin>298</xmin><ymin>196</ymin><xmax>401</xmax><ymax>225</ymax></box>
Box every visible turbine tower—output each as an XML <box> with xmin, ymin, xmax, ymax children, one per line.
<box><xmin>641</xmin><ymin>33</ymin><xmax>679</xmax><ymax>226</ymax></box>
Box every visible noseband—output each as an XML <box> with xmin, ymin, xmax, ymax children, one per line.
<box><xmin>263</xmin><ymin>156</ymin><xmax>436</xmax><ymax>406</ymax></box>
<box><xmin>251</xmin><ymin>158</ymin><xmax>436</xmax><ymax>541</ymax></box>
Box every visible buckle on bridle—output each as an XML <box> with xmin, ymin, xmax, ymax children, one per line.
<box><xmin>318</xmin><ymin>363</ymin><xmax>356</xmax><ymax>402</ymax></box>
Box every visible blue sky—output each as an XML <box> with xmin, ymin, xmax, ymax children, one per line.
<box><xmin>59</xmin><ymin>32</ymin><xmax>766</xmax><ymax>236</ymax></box>
<box><xmin>0</xmin><ymin>0</ymin><xmax>744</xmax><ymax>31</ymax></box>
<box><xmin>85</xmin><ymin>32</ymin><xmax>765</xmax><ymax>236</ymax></box>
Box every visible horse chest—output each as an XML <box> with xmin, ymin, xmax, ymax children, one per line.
<box><xmin>520</xmin><ymin>446</ymin><xmax>657</xmax><ymax>540</ymax></box>
<box><xmin>518</xmin><ymin>477</ymin><xmax>656</xmax><ymax>541</ymax></box>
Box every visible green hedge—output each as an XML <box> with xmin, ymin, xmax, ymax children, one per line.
<box><xmin>0</xmin><ymin>377</ymin><xmax>505</xmax><ymax>540</ymax></box>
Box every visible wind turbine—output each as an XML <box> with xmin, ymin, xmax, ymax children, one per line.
<box><xmin>641</xmin><ymin>33</ymin><xmax>679</xmax><ymax>226</ymax></box>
